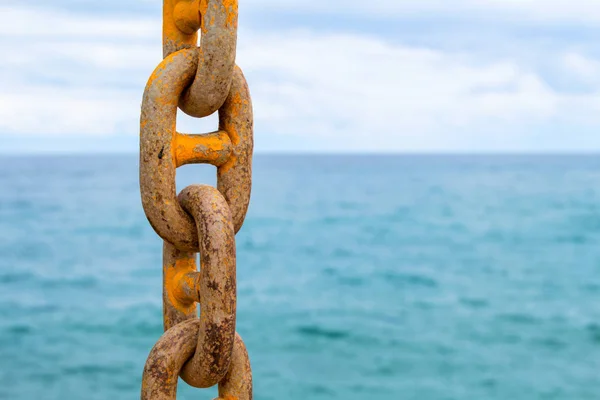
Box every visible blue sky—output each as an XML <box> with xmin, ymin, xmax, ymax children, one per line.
<box><xmin>2</xmin><ymin>0</ymin><xmax>600</xmax><ymax>153</ymax></box>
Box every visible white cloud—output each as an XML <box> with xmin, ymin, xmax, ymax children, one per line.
<box><xmin>0</xmin><ymin>87</ymin><xmax>135</xmax><ymax>136</ymax></box>
<box><xmin>0</xmin><ymin>6</ymin><xmax>156</xmax><ymax>38</ymax></box>
<box><xmin>2</xmin><ymin>5</ymin><xmax>600</xmax><ymax>151</ymax></box>
<box><xmin>241</xmin><ymin>0</ymin><xmax>600</xmax><ymax>23</ymax></box>
<box><xmin>239</xmin><ymin>31</ymin><xmax>570</xmax><ymax>150</ymax></box>
<box><xmin>563</xmin><ymin>53</ymin><xmax>600</xmax><ymax>83</ymax></box>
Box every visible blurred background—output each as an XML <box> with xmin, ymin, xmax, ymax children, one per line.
<box><xmin>2</xmin><ymin>1</ymin><xmax>600</xmax><ymax>399</ymax></box>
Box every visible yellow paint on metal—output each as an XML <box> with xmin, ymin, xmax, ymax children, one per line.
<box><xmin>199</xmin><ymin>0</ymin><xmax>210</xmax><ymax>31</ymax></box>
<box><xmin>173</xmin><ymin>0</ymin><xmax>201</xmax><ymax>34</ymax></box>
<box><xmin>164</xmin><ymin>252</ymin><xmax>197</xmax><ymax>315</ymax></box>
<box><xmin>163</xmin><ymin>0</ymin><xmax>198</xmax><ymax>56</ymax></box>
<box><xmin>173</xmin><ymin>131</ymin><xmax>232</xmax><ymax>168</ymax></box>
<box><xmin>222</xmin><ymin>0</ymin><xmax>238</xmax><ymax>28</ymax></box>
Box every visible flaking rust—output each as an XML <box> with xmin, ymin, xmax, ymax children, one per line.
<box><xmin>139</xmin><ymin>0</ymin><xmax>254</xmax><ymax>398</ymax></box>
<box><xmin>141</xmin><ymin>321</ymin><xmax>252</xmax><ymax>400</ymax></box>
<box><xmin>163</xmin><ymin>0</ymin><xmax>239</xmax><ymax>118</ymax></box>
<box><xmin>174</xmin><ymin>184</ymin><xmax>237</xmax><ymax>388</ymax></box>
<box><xmin>140</xmin><ymin>50</ymin><xmax>253</xmax><ymax>252</ymax></box>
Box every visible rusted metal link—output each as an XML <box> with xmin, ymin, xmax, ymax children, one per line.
<box><xmin>140</xmin><ymin>0</ymin><xmax>253</xmax><ymax>396</ymax></box>
<box><xmin>217</xmin><ymin>331</ymin><xmax>253</xmax><ymax>399</ymax></box>
<box><xmin>140</xmin><ymin>48</ymin><xmax>253</xmax><ymax>253</ymax></box>
<box><xmin>141</xmin><ymin>319</ymin><xmax>252</xmax><ymax>400</ymax></box>
<box><xmin>163</xmin><ymin>0</ymin><xmax>238</xmax><ymax>118</ymax></box>
<box><xmin>216</xmin><ymin>66</ymin><xmax>254</xmax><ymax>235</ymax></box>
<box><xmin>162</xmin><ymin>184</ymin><xmax>237</xmax><ymax>388</ymax></box>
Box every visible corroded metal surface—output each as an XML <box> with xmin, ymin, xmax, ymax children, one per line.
<box><xmin>140</xmin><ymin>50</ymin><xmax>253</xmax><ymax>252</ymax></box>
<box><xmin>139</xmin><ymin>0</ymin><xmax>253</xmax><ymax>397</ymax></box>
<box><xmin>216</xmin><ymin>66</ymin><xmax>254</xmax><ymax>234</ymax></box>
<box><xmin>163</xmin><ymin>0</ymin><xmax>238</xmax><ymax>118</ymax></box>
<box><xmin>174</xmin><ymin>184</ymin><xmax>236</xmax><ymax>388</ymax></box>
<box><xmin>140</xmin><ymin>49</ymin><xmax>199</xmax><ymax>252</ymax></box>
<box><xmin>141</xmin><ymin>320</ymin><xmax>252</xmax><ymax>400</ymax></box>
<box><xmin>218</xmin><ymin>332</ymin><xmax>253</xmax><ymax>400</ymax></box>
<box><xmin>162</xmin><ymin>242</ymin><xmax>198</xmax><ymax>329</ymax></box>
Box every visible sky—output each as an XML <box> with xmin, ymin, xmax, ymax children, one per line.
<box><xmin>1</xmin><ymin>1</ymin><xmax>600</xmax><ymax>153</ymax></box>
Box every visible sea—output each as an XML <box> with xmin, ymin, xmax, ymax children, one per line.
<box><xmin>1</xmin><ymin>154</ymin><xmax>600</xmax><ymax>399</ymax></box>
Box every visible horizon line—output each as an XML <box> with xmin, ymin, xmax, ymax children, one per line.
<box><xmin>2</xmin><ymin>151</ymin><xmax>600</xmax><ymax>157</ymax></box>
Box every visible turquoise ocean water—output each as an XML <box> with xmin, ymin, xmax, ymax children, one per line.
<box><xmin>1</xmin><ymin>154</ymin><xmax>600</xmax><ymax>399</ymax></box>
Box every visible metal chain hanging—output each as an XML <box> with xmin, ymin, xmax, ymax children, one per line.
<box><xmin>139</xmin><ymin>0</ymin><xmax>253</xmax><ymax>398</ymax></box>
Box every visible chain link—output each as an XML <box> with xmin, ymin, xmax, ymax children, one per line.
<box><xmin>139</xmin><ymin>0</ymin><xmax>253</xmax><ymax>398</ymax></box>
<box><xmin>163</xmin><ymin>0</ymin><xmax>239</xmax><ymax>118</ymax></box>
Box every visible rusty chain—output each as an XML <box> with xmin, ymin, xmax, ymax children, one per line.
<box><xmin>139</xmin><ymin>0</ymin><xmax>253</xmax><ymax>398</ymax></box>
